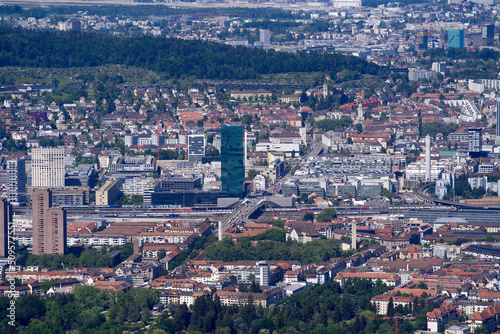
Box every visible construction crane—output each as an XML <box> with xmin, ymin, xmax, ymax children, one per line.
<box><xmin>196</xmin><ymin>13</ymin><xmax>214</xmax><ymax>35</ymax></box>
<box><xmin>367</xmin><ymin>316</ymin><xmax>405</xmax><ymax>334</ymax></box>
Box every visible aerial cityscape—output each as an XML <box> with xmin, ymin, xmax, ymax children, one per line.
<box><xmin>2</xmin><ymin>0</ymin><xmax>500</xmax><ymax>333</ymax></box>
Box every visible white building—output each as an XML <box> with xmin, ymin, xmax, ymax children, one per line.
<box><xmin>256</xmin><ymin>142</ymin><xmax>300</xmax><ymax>153</ymax></box>
<box><xmin>255</xmin><ymin>261</ymin><xmax>270</xmax><ymax>286</ymax></box>
<box><xmin>122</xmin><ymin>177</ymin><xmax>156</xmax><ymax>196</ymax></box>
<box><xmin>432</xmin><ymin>62</ymin><xmax>447</xmax><ymax>73</ymax></box>
<box><xmin>253</xmin><ymin>174</ymin><xmax>267</xmax><ymax>192</ymax></box>
<box><xmin>331</xmin><ymin>0</ymin><xmax>362</xmax><ymax>7</ymax></box>
<box><xmin>468</xmin><ymin>176</ymin><xmax>488</xmax><ymax>190</ymax></box>
<box><xmin>405</xmin><ymin>159</ymin><xmax>447</xmax><ymax>183</ymax></box>
<box><xmin>409</xmin><ymin>70</ymin><xmax>437</xmax><ymax>82</ymax></box>
<box><xmin>99</xmin><ymin>154</ymin><xmax>111</xmax><ymax>169</ymax></box>
<box><xmin>469</xmin><ymin>78</ymin><xmax>500</xmax><ymax>91</ymax></box>
<box><xmin>260</xmin><ymin>29</ymin><xmax>270</xmax><ymax>45</ymax></box>
<box><xmin>31</xmin><ymin>148</ymin><xmax>65</xmax><ymax>188</ymax></box>
<box><xmin>444</xmin><ymin>100</ymin><xmax>481</xmax><ymax>122</ymax></box>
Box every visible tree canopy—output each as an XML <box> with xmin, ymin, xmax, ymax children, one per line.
<box><xmin>206</xmin><ymin>234</ymin><xmax>342</xmax><ymax>264</ymax></box>
<box><xmin>0</xmin><ymin>28</ymin><xmax>387</xmax><ymax>80</ymax></box>
<box><xmin>316</xmin><ymin>208</ymin><xmax>337</xmax><ymax>222</ymax></box>
<box><xmin>314</xmin><ymin>117</ymin><xmax>353</xmax><ymax>132</ymax></box>
<box><xmin>420</xmin><ymin>122</ymin><xmax>458</xmax><ymax>139</ymax></box>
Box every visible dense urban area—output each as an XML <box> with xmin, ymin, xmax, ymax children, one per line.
<box><xmin>3</xmin><ymin>0</ymin><xmax>500</xmax><ymax>333</ymax></box>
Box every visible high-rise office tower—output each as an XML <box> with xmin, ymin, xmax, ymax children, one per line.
<box><xmin>417</xmin><ymin>32</ymin><xmax>428</xmax><ymax>52</ymax></box>
<box><xmin>188</xmin><ymin>134</ymin><xmax>206</xmax><ymax>162</ymax></box>
<box><xmin>0</xmin><ymin>199</ymin><xmax>12</xmax><ymax>258</ymax></box>
<box><xmin>468</xmin><ymin>128</ymin><xmax>482</xmax><ymax>157</ymax></box>
<box><xmin>7</xmin><ymin>158</ymin><xmax>26</xmax><ymax>206</ymax></box>
<box><xmin>221</xmin><ymin>124</ymin><xmax>244</xmax><ymax>198</ymax></box>
<box><xmin>448</xmin><ymin>29</ymin><xmax>465</xmax><ymax>48</ymax></box>
<box><xmin>260</xmin><ymin>29</ymin><xmax>271</xmax><ymax>45</ymax></box>
<box><xmin>32</xmin><ymin>189</ymin><xmax>67</xmax><ymax>255</ymax></box>
<box><xmin>482</xmin><ymin>24</ymin><xmax>494</xmax><ymax>46</ymax></box>
<box><xmin>31</xmin><ymin>148</ymin><xmax>65</xmax><ymax>188</ymax></box>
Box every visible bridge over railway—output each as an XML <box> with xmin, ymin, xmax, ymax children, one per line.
<box><xmin>415</xmin><ymin>183</ymin><xmax>500</xmax><ymax>209</ymax></box>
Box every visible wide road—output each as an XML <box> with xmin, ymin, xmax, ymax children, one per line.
<box><xmin>217</xmin><ymin>142</ymin><xmax>324</xmax><ymax>237</ymax></box>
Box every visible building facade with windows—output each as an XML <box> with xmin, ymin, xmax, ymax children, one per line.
<box><xmin>7</xmin><ymin>158</ymin><xmax>26</xmax><ymax>206</ymax></box>
<box><xmin>31</xmin><ymin>148</ymin><xmax>65</xmax><ymax>188</ymax></box>
<box><xmin>221</xmin><ymin>124</ymin><xmax>244</xmax><ymax>198</ymax></box>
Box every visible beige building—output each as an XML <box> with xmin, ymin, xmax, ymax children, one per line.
<box><xmin>96</xmin><ymin>180</ymin><xmax>119</xmax><ymax>206</ymax></box>
<box><xmin>279</xmin><ymin>95</ymin><xmax>301</xmax><ymax>104</ymax></box>
<box><xmin>371</xmin><ymin>295</ymin><xmax>414</xmax><ymax>315</ymax></box>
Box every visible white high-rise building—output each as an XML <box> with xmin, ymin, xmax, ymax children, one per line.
<box><xmin>31</xmin><ymin>148</ymin><xmax>65</xmax><ymax>188</ymax></box>
<box><xmin>7</xmin><ymin>158</ymin><xmax>26</xmax><ymax>206</ymax></box>
<box><xmin>260</xmin><ymin>29</ymin><xmax>270</xmax><ymax>45</ymax></box>
<box><xmin>255</xmin><ymin>261</ymin><xmax>270</xmax><ymax>286</ymax></box>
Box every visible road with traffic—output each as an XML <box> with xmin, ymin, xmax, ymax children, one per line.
<box><xmin>217</xmin><ymin>142</ymin><xmax>324</xmax><ymax>237</ymax></box>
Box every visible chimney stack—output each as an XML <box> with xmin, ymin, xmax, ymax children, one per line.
<box><xmin>425</xmin><ymin>135</ymin><xmax>431</xmax><ymax>182</ymax></box>
<box><xmin>352</xmin><ymin>220</ymin><xmax>357</xmax><ymax>251</ymax></box>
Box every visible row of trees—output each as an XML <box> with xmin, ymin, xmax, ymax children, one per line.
<box><xmin>16</xmin><ymin>243</ymin><xmax>134</xmax><ymax>270</ymax></box>
<box><xmin>427</xmin><ymin>47</ymin><xmax>500</xmax><ymax>62</ymax></box>
<box><xmin>0</xmin><ymin>28</ymin><xmax>386</xmax><ymax>80</ymax></box>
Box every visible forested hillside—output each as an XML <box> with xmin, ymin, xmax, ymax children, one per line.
<box><xmin>0</xmin><ymin>28</ymin><xmax>386</xmax><ymax>80</ymax></box>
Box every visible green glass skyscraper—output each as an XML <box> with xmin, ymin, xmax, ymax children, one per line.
<box><xmin>221</xmin><ymin>124</ymin><xmax>244</xmax><ymax>198</ymax></box>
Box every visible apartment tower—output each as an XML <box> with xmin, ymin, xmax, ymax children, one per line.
<box><xmin>31</xmin><ymin>147</ymin><xmax>65</xmax><ymax>188</ymax></box>
<box><xmin>32</xmin><ymin>189</ymin><xmax>66</xmax><ymax>255</ymax></box>
<box><xmin>187</xmin><ymin>134</ymin><xmax>206</xmax><ymax>162</ymax></box>
<box><xmin>7</xmin><ymin>158</ymin><xmax>26</xmax><ymax>206</ymax></box>
<box><xmin>255</xmin><ymin>261</ymin><xmax>270</xmax><ymax>286</ymax></box>
<box><xmin>468</xmin><ymin>128</ymin><xmax>483</xmax><ymax>158</ymax></box>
